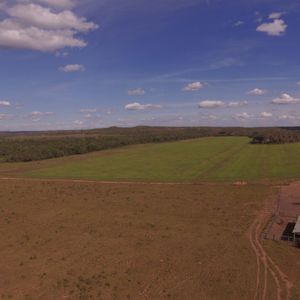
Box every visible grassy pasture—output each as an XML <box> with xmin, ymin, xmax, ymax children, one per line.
<box><xmin>26</xmin><ymin>137</ymin><xmax>300</xmax><ymax>182</ymax></box>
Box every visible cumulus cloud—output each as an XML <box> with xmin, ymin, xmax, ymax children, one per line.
<box><xmin>269</xmin><ymin>12</ymin><xmax>285</xmax><ymax>19</ymax></box>
<box><xmin>199</xmin><ymin>100</ymin><xmax>247</xmax><ymax>109</ymax></box>
<box><xmin>256</xmin><ymin>19</ymin><xmax>287</xmax><ymax>36</ymax></box>
<box><xmin>0</xmin><ymin>19</ymin><xmax>87</xmax><ymax>51</ymax></box>
<box><xmin>128</xmin><ymin>88</ymin><xmax>145</xmax><ymax>96</ymax></box>
<box><xmin>17</xmin><ymin>0</ymin><xmax>76</xmax><ymax>9</ymax></box>
<box><xmin>182</xmin><ymin>81</ymin><xmax>204</xmax><ymax>92</ymax></box>
<box><xmin>80</xmin><ymin>108</ymin><xmax>97</xmax><ymax>118</ymax></box>
<box><xmin>228</xmin><ymin>101</ymin><xmax>248</xmax><ymax>107</ymax></box>
<box><xmin>0</xmin><ymin>2</ymin><xmax>98</xmax><ymax>52</ymax></box>
<box><xmin>0</xmin><ymin>100</ymin><xmax>11</xmax><ymax>106</ymax></box>
<box><xmin>233</xmin><ymin>21</ymin><xmax>244</xmax><ymax>27</ymax></box>
<box><xmin>279</xmin><ymin>114</ymin><xmax>297</xmax><ymax>120</ymax></box>
<box><xmin>7</xmin><ymin>4</ymin><xmax>97</xmax><ymax>32</ymax></box>
<box><xmin>125</xmin><ymin>102</ymin><xmax>162</xmax><ymax>111</ymax></box>
<box><xmin>199</xmin><ymin>100</ymin><xmax>225</xmax><ymax>108</ymax></box>
<box><xmin>60</xmin><ymin>64</ymin><xmax>85</xmax><ymax>72</ymax></box>
<box><xmin>80</xmin><ymin>108</ymin><xmax>97</xmax><ymax>113</ymax></box>
<box><xmin>235</xmin><ymin>112</ymin><xmax>251</xmax><ymax>121</ymax></box>
<box><xmin>261</xmin><ymin>112</ymin><xmax>273</xmax><ymax>118</ymax></box>
<box><xmin>73</xmin><ymin>120</ymin><xmax>84</xmax><ymax>125</ymax></box>
<box><xmin>272</xmin><ymin>93</ymin><xmax>300</xmax><ymax>105</ymax></box>
<box><xmin>247</xmin><ymin>88</ymin><xmax>268</xmax><ymax>96</ymax></box>
<box><xmin>30</xmin><ymin>111</ymin><xmax>53</xmax><ymax>116</ymax></box>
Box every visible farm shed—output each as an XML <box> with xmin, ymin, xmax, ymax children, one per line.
<box><xmin>281</xmin><ymin>222</ymin><xmax>296</xmax><ymax>242</ymax></box>
<box><xmin>293</xmin><ymin>216</ymin><xmax>300</xmax><ymax>246</ymax></box>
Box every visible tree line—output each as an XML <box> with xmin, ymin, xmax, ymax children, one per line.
<box><xmin>0</xmin><ymin>126</ymin><xmax>299</xmax><ymax>162</ymax></box>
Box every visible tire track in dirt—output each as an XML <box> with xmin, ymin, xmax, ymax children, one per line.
<box><xmin>247</xmin><ymin>220</ymin><xmax>263</xmax><ymax>300</ymax></box>
<box><xmin>248</xmin><ymin>198</ymin><xmax>294</xmax><ymax>300</ymax></box>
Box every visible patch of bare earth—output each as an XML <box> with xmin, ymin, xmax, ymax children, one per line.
<box><xmin>0</xmin><ymin>180</ymin><xmax>270</xmax><ymax>299</ymax></box>
<box><xmin>263</xmin><ymin>181</ymin><xmax>300</xmax><ymax>300</ymax></box>
<box><xmin>247</xmin><ymin>193</ymin><xmax>294</xmax><ymax>300</ymax></box>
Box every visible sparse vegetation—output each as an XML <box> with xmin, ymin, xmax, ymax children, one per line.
<box><xmin>0</xmin><ymin>180</ymin><xmax>272</xmax><ymax>299</ymax></box>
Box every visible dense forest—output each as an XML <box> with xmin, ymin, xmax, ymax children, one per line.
<box><xmin>0</xmin><ymin>126</ymin><xmax>299</xmax><ymax>162</ymax></box>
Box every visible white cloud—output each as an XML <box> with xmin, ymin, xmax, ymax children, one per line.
<box><xmin>228</xmin><ymin>101</ymin><xmax>248</xmax><ymax>107</ymax></box>
<box><xmin>125</xmin><ymin>102</ymin><xmax>162</xmax><ymax>111</ymax></box>
<box><xmin>256</xmin><ymin>19</ymin><xmax>287</xmax><ymax>36</ymax></box>
<box><xmin>128</xmin><ymin>88</ymin><xmax>145</xmax><ymax>96</ymax></box>
<box><xmin>182</xmin><ymin>81</ymin><xmax>204</xmax><ymax>92</ymax></box>
<box><xmin>0</xmin><ymin>2</ymin><xmax>98</xmax><ymax>52</ymax></box>
<box><xmin>17</xmin><ymin>0</ymin><xmax>76</xmax><ymax>9</ymax></box>
<box><xmin>261</xmin><ymin>112</ymin><xmax>273</xmax><ymax>118</ymax></box>
<box><xmin>279</xmin><ymin>114</ymin><xmax>297</xmax><ymax>120</ymax></box>
<box><xmin>297</xmin><ymin>81</ymin><xmax>300</xmax><ymax>86</ymax></box>
<box><xmin>233</xmin><ymin>21</ymin><xmax>244</xmax><ymax>27</ymax></box>
<box><xmin>73</xmin><ymin>120</ymin><xmax>84</xmax><ymax>125</ymax></box>
<box><xmin>247</xmin><ymin>88</ymin><xmax>268</xmax><ymax>96</ymax></box>
<box><xmin>7</xmin><ymin>4</ymin><xmax>98</xmax><ymax>32</ymax></box>
<box><xmin>269</xmin><ymin>12</ymin><xmax>285</xmax><ymax>19</ymax></box>
<box><xmin>30</xmin><ymin>111</ymin><xmax>53</xmax><ymax>117</ymax></box>
<box><xmin>80</xmin><ymin>108</ymin><xmax>97</xmax><ymax>113</ymax></box>
<box><xmin>0</xmin><ymin>19</ymin><xmax>87</xmax><ymax>51</ymax></box>
<box><xmin>0</xmin><ymin>100</ymin><xmax>11</xmax><ymax>106</ymax></box>
<box><xmin>199</xmin><ymin>100</ymin><xmax>247</xmax><ymax>109</ymax></box>
<box><xmin>235</xmin><ymin>112</ymin><xmax>251</xmax><ymax>121</ymax></box>
<box><xmin>60</xmin><ymin>64</ymin><xmax>85</xmax><ymax>72</ymax></box>
<box><xmin>199</xmin><ymin>100</ymin><xmax>225</xmax><ymax>108</ymax></box>
<box><xmin>272</xmin><ymin>93</ymin><xmax>300</xmax><ymax>105</ymax></box>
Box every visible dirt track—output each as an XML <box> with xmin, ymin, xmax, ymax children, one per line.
<box><xmin>247</xmin><ymin>196</ymin><xmax>294</xmax><ymax>300</ymax></box>
<box><xmin>0</xmin><ymin>177</ymin><xmax>196</xmax><ymax>186</ymax></box>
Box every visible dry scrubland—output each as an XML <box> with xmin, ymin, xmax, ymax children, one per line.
<box><xmin>0</xmin><ymin>180</ymin><xmax>276</xmax><ymax>299</ymax></box>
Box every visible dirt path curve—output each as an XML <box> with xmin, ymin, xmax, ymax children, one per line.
<box><xmin>247</xmin><ymin>197</ymin><xmax>294</xmax><ymax>300</ymax></box>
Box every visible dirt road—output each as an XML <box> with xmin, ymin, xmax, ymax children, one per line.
<box><xmin>247</xmin><ymin>197</ymin><xmax>294</xmax><ymax>300</ymax></box>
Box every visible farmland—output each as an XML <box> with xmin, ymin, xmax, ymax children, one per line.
<box><xmin>23</xmin><ymin>137</ymin><xmax>300</xmax><ymax>182</ymax></box>
<box><xmin>0</xmin><ymin>180</ymin><xmax>276</xmax><ymax>299</ymax></box>
<box><xmin>0</xmin><ymin>135</ymin><xmax>300</xmax><ymax>299</ymax></box>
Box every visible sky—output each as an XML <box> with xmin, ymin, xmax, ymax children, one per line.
<box><xmin>0</xmin><ymin>0</ymin><xmax>300</xmax><ymax>130</ymax></box>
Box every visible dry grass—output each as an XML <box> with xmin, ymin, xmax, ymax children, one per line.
<box><xmin>0</xmin><ymin>180</ymin><xmax>272</xmax><ymax>299</ymax></box>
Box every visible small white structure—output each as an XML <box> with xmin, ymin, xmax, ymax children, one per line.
<box><xmin>293</xmin><ymin>216</ymin><xmax>300</xmax><ymax>244</ymax></box>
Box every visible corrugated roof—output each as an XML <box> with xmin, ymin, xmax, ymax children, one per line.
<box><xmin>293</xmin><ymin>216</ymin><xmax>300</xmax><ymax>234</ymax></box>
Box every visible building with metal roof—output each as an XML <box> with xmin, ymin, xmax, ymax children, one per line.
<box><xmin>293</xmin><ymin>216</ymin><xmax>300</xmax><ymax>234</ymax></box>
<box><xmin>293</xmin><ymin>216</ymin><xmax>300</xmax><ymax>246</ymax></box>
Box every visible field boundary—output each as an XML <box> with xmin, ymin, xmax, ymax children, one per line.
<box><xmin>0</xmin><ymin>177</ymin><xmax>203</xmax><ymax>186</ymax></box>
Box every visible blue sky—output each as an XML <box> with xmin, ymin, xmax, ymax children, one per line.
<box><xmin>0</xmin><ymin>0</ymin><xmax>299</xmax><ymax>130</ymax></box>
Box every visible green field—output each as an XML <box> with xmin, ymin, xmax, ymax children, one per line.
<box><xmin>26</xmin><ymin>137</ymin><xmax>300</xmax><ymax>182</ymax></box>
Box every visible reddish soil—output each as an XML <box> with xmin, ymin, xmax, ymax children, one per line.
<box><xmin>267</xmin><ymin>182</ymin><xmax>300</xmax><ymax>241</ymax></box>
<box><xmin>247</xmin><ymin>196</ymin><xmax>294</xmax><ymax>300</ymax></box>
<box><xmin>0</xmin><ymin>179</ymin><xmax>271</xmax><ymax>299</ymax></box>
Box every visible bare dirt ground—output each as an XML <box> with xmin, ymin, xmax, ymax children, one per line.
<box><xmin>247</xmin><ymin>195</ymin><xmax>294</xmax><ymax>300</ymax></box>
<box><xmin>261</xmin><ymin>181</ymin><xmax>300</xmax><ymax>300</ymax></box>
<box><xmin>267</xmin><ymin>182</ymin><xmax>300</xmax><ymax>241</ymax></box>
<box><xmin>0</xmin><ymin>179</ymin><xmax>272</xmax><ymax>300</ymax></box>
